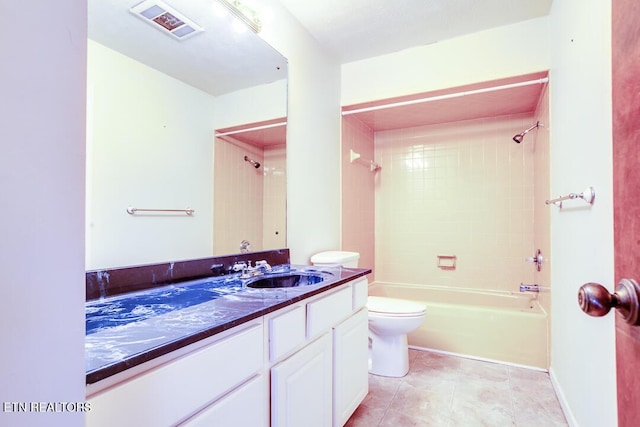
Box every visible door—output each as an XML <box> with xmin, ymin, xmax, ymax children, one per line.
<box><xmin>612</xmin><ymin>0</ymin><xmax>640</xmax><ymax>425</ymax></box>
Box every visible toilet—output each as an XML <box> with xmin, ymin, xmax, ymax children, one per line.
<box><xmin>367</xmin><ymin>296</ymin><xmax>426</xmax><ymax>377</ymax></box>
<box><xmin>309</xmin><ymin>250</ymin><xmax>360</xmax><ymax>268</ymax></box>
<box><xmin>310</xmin><ymin>251</ymin><xmax>426</xmax><ymax>378</ymax></box>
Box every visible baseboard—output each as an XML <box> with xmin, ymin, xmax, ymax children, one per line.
<box><xmin>409</xmin><ymin>345</ymin><xmax>547</xmax><ymax>372</ymax></box>
<box><xmin>549</xmin><ymin>367</ymin><xmax>578</xmax><ymax>427</ymax></box>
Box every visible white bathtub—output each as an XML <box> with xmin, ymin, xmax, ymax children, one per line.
<box><xmin>368</xmin><ymin>282</ymin><xmax>549</xmax><ymax>369</ymax></box>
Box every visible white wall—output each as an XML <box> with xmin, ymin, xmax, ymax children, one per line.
<box><xmin>86</xmin><ymin>41</ymin><xmax>216</xmax><ymax>269</ymax></box>
<box><xmin>0</xmin><ymin>1</ymin><xmax>86</xmax><ymax>426</ymax></box>
<box><xmin>548</xmin><ymin>1</ymin><xmax>616</xmax><ymax>426</ymax></box>
<box><xmin>259</xmin><ymin>0</ymin><xmax>343</xmax><ymax>264</ymax></box>
<box><xmin>213</xmin><ymin>79</ymin><xmax>287</xmax><ymax>128</ymax></box>
<box><xmin>341</xmin><ymin>17</ymin><xmax>550</xmax><ymax>105</ymax></box>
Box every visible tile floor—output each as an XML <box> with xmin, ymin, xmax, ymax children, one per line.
<box><xmin>346</xmin><ymin>349</ymin><xmax>568</xmax><ymax>427</ymax></box>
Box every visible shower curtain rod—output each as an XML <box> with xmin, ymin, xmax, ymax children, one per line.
<box><xmin>216</xmin><ymin>121</ymin><xmax>287</xmax><ymax>137</ymax></box>
<box><xmin>341</xmin><ymin>77</ymin><xmax>549</xmax><ymax>116</ymax></box>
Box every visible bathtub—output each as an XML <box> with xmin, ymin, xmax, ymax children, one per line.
<box><xmin>368</xmin><ymin>282</ymin><xmax>549</xmax><ymax>369</ymax></box>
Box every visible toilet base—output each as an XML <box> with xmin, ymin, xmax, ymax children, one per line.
<box><xmin>369</xmin><ymin>332</ymin><xmax>410</xmax><ymax>377</ymax></box>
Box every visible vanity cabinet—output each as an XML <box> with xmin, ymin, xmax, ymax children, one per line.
<box><xmin>86</xmin><ymin>277</ymin><xmax>369</xmax><ymax>427</ymax></box>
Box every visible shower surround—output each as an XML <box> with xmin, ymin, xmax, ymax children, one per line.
<box><xmin>374</xmin><ymin>113</ymin><xmax>538</xmax><ymax>292</ymax></box>
<box><xmin>342</xmin><ymin>82</ymin><xmax>551</xmax><ymax>366</ymax></box>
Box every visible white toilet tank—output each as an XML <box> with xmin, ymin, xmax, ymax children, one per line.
<box><xmin>310</xmin><ymin>251</ymin><xmax>360</xmax><ymax>268</ymax></box>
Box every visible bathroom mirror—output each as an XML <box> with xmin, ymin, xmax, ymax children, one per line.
<box><xmin>214</xmin><ymin>119</ymin><xmax>287</xmax><ymax>255</ymax></box>
<box><xmin>86</xmin><ymin>0</ymin><xmax>288</xmax><ymax>270</ymax></box>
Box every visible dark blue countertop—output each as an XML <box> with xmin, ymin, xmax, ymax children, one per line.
<box><xmin>86</xmin><ymin>265</ymin><xmax>369</xmax><ymax>384</ymax></box>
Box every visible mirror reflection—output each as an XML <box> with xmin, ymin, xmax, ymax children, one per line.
<box><xmin>214</xmin><ymin>119</ymin><xmax>287</xmax><ymax>255</ymax></box>
<box><xmin>86</xmin><ymin>0</ymin><xmax>288</xmax><ymax>270</ymax></box>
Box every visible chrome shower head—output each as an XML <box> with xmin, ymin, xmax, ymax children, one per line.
<box><xmin>244</xmin><ymin>155</ymin><xmax>260</xmax><ymax>169</ymax></box>
<box><xmin>512</xmin><ymin>121</ymin><xmax>542</xmax><ymax>143</ymax></box>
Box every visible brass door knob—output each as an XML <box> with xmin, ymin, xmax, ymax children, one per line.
<box><xmin>578</xmin><ymin>279</ymin><xmax>640</xmax><ymax>325</ymax></box>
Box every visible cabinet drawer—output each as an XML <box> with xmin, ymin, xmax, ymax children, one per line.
<box><xmin>307</xmin><ymin>286</ymin><xmax>352</xmax><ymax>338</ymax></box>
<box><xmin>180</xmin><ymin>375</ymin><xmax>267</xmax><ymax>427</ymax></box>
<box><xmin>351</xmin><ymin>278</ymin><xmax>368</xmax><ymax>310</ymax></box>
<box><xmin>87</xmin><ymin>323</ymin><xmax>263</xmax><ymax>427</ymax></box>
<box><xmin>269</xmin><ymin>305</ymin><xmax>306</xmax><ymax>362</ymax></box>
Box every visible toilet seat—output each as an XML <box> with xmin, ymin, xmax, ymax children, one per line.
<box><xmin>367</xmin><ymin>296</ymin><xmax>426</xmax><ymax>317</ymax></box>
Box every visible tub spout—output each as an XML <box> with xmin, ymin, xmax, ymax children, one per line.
<box><xmin>520</xmin><ymin>283</ymin><xmax>539</xmax><ymax>293</ymax></box>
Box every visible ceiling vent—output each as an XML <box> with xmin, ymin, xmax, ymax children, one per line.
<box><xmin>130</xmin><ymin>0</ymin><xmax>203</xmax><ymax>40</ymax></box>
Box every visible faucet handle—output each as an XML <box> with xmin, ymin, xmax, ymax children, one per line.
<box><xmin>231</xmin><ymin>262</ymin><xmax>247</xmax><ymax>272</ymax></box>
<box><xmin>255</xmin><ymin>260</ymin><xmax>272</xmax><ymax>271</ymax></box>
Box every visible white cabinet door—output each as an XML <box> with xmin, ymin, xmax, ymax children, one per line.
<box><xmin>271</xmin><ymin>333</ymin><xmax>332</xmax><ymax>427</ymax></box>
<box><xmin>180</xmin><ymin>375</ymin><xmax>267</xmax><ymax>427</ymax></box>
<box><xmin>333</xmin><ymin>308</ymin><xmax>369</xmax><ymax>427</ymax></box>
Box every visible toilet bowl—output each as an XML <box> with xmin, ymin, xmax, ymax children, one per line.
<box><xmin>367</xmin><ymin>296</ymin><xmax>426</xmax><ymax>377</ymax></box>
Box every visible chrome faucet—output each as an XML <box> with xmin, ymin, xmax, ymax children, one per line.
<box><xmin>254</xmin><ymin>260</ymin><xmax>272</xmax><ymax>273</ymax></box>
<box><xmin>232</xmin><ymin>260</ymin><xmax>272</xmax><ymax>279</ymax></box>
<box><xmin>519</xmin><ymin>283</ymin><xmax>540</xmax><ymax>293</ymax></box>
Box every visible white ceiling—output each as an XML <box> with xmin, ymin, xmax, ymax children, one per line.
<box><xmin>90</xmin><ymin>0</ymin><xmax>553</xmax><ymax>136</ymax></box>
<box><xmin>276</xmin><ymin>0</ymin><xmax>552</xmax><ymax>132</ymax></box>
<box><xmin>90</xmin><ymin>0</ymin><xmax>552</xmax><ymax>96</ymax></box>
<box><xmin>89</xmin><ymin>0</ymin><xmax>288</xmax><ymax>96</ymax></box>
<box><xmin>278</xmin><ymin>0</ymin><xmax>552</xmax><ymax>63</ymax></box>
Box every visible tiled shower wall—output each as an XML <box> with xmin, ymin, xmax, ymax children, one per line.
<box><xmin>214</xmin><ymin>138</ymin><xmax>286</xmax><ymax>255</ymax></box>
<box><xmin>342</xmin><ymin>115</ymin><xmax>376</xmax><ymax>280</ymax></box>
<box><xmin>374</xmin><ymin>114</ymin><xmax>538</xmax><ymax>293</ymax></box>
<box><xmin>263</xmin><ymin>144</ymin><xmax>287</xmax><ymax>250</ymax></box>
<box><xmin>533</xmin><ymin>85</ymin><xmax>551</xmax><ymax>314</ymax></box>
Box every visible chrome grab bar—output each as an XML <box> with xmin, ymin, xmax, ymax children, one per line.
<box><xmin>126</xmin><ymin>206</ymin><xmax>194</xmax><ymax>215</ymax></box>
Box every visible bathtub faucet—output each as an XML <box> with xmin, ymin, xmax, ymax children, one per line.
<box><xmin>519</xmin><ymin>283</ymin><xmax>539</xmax><ymax>293</ymax></box>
